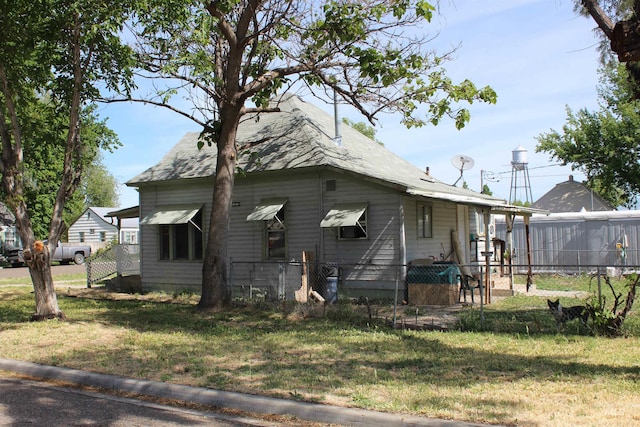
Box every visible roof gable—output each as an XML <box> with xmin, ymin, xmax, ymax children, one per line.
<box><xmin>532</xmin><ymin>177</ymin><xmax>614</xmax><ymax>213</ymax></box>
<box><xmin>73</xmin><ymin>207</ymin><xmax>138</xmax><ymax>229</ymax></box>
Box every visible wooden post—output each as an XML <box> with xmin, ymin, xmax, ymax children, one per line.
<box><xmin>524</xmin><ymin>215</ymin><xmax>533</xmax><ymax>291</ymax></box>
<box><xmin>294</xmin><ymin>251</ymin><xmax>313</xmax><ymax>303</ymax></box>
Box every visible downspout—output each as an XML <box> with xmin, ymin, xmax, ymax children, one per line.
<box><xmin>399</xmin><ymin>199</ymin><xmax>406</xmax><ymax>269</ymax></box>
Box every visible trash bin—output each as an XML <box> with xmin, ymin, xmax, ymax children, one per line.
<box><xmin>323</xmin><ymin>266</ymin><xmax>339</xmax><ymax>304</ymax></box>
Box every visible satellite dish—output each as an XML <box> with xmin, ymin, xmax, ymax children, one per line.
<box><xmin>451</xmin><ymin>154</ymin><xmax>475</xmax><ymax>186</ymax></box>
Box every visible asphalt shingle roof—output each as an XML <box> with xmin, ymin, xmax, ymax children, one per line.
<box><xmin>127</xmin><ymin>95</ymin><xmax>509</xmax><ymax>208</ymax></box>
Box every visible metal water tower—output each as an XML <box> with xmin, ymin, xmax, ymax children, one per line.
<box><xmin>509</xmin><ymin>145</ymin><xmax>533</xmax><ymax>204</ymax></box>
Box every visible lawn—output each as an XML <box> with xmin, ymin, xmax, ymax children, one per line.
<box><xmin>0</xmin><ymin>273</ymin><xmax>639</xmax><ymax>427</ymax></box>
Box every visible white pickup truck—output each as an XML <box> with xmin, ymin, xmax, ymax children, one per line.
<box><xmin>6</xmin><ymin>240</ymin><xmax>91</xmax><ymax>267</ymax></box>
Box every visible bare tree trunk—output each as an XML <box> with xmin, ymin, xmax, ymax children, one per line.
<box><xmin>0</xmin><ymin>62</ymin><xmax>64</xmax><ymax>321</ymax></box>
<box><xmin>582</xmin><ymin>0</ymin><xmax>615</xmax><ymax>38</ymax></box>
<box><xmin>198</xmin><ymin>105</ymin><xmax>241</xmax><ymax>309</ymax></box>
<box><xmin>24</xmin><ymin>243</ymin><xmax>64</xmax><ymax>320</ymax></box>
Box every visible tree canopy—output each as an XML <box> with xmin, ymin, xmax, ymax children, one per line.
<box><xmin>342</xmin><ymin>118</ymin><xmax>383</xmax><ymax>144</ymax></box>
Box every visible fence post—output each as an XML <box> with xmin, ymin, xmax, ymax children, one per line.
<box><xmin>392</xmin><ymin>267</ymin><xmax>399</xmax><ymax>328</ymax></box>
<box><xmin>479</xmin><ymin>265</ymin><xmax>484</xmax><ymax>330</ymax></box>
<box><xmin>86</xmin><ymin>260</ymin><xmax>91</xmax><ymax>288</ymax></box>
<box><xmin>597</xmin><ymin>265</ymin><xmax>602</xmax><ymax>308</ymax></box>
<box><xmin>229</xmin><ymin>258</ymin><xmax>233</xmax><ymax>297</ymax></box>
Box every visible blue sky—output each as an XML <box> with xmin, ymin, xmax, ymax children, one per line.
<box><xmin>98</xmin><ymin>0</ymin><xmax>602</xmax><ymax>209</ymax></box>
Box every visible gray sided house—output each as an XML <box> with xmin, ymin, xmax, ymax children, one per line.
<box><xmin>127</xmin><ymin>95</ymin><xmax>523</xmax><ymax>298</ymax></box>
<box><xmin>68</xmin><ymin>207</ymin><xmax>139</xmax><ymax>252</ymax></box>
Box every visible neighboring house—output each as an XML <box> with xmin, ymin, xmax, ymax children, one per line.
<box><xmin>531</xmin><ymin>175</ymin><xmax>614</xmax><ymax>213</ymax></box>
<box><xmin>127</xmin><ymin>95</ymin><xmax>531</xmax><ymax>296</ymax></box>
<box><xmin>68</xmin><ymin>207</ymin><xmax>139</xmax><ymax>252</ymax></box>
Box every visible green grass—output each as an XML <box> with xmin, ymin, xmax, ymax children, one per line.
<box><xmin>516</xmin><ymin>272</ymin><xmax>629</xmax><ymax>294</ymax></box>
<box><xmin>0</xmin><ymin>272</ymin><xmax>87</xmax><ymax>287</ymax></box>
<box><xmin>1</xmin><ymin>274</ymin><xmax>639</xmax><ymax>426</ymax></box>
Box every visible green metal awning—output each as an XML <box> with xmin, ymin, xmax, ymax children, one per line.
<box><xmin>246</xmin><ymin>198</ymin><xmax>288</xmax><ymax>221</ymax></box>
<box><xmin>320</xmin><ymin>203</ymin><xmax>368</xmax><ymax>227</ymax></box>
<box><xmin>140</xmin><ymin>204</ymin><xmax>202</xmax><ymax>225</ymax></box>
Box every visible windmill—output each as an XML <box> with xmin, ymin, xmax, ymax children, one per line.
<box><xmin>451</xmin><ymin>154</ymin><xmax>475</xmax><ymax>187</ymax></box>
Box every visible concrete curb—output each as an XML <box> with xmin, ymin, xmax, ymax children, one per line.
<box><xmin>0</xmin><ymin>358</ymin><xmax>486</xmax><ymax>427</ymax></box>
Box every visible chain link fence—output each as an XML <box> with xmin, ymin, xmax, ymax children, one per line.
<box><xmin>86</xmin><ymin>244</ymin><xmax>140</xmax><ymax>288</ymax></box>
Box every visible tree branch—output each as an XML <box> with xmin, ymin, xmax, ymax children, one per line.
<box><xmin>582</xmin><ymin>0</ymin><xmax>615</xmax><ymax>39</ymax></box>
<box><xmin>100</xmin><ymin>96</ymin><xmax>209</xmax><ymax>129</ymax></box>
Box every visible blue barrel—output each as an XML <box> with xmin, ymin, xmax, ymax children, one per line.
<box><xmin>326</xmin><ymin>276</ymin><xmax>338</xmax><ymax>304</ymax></box>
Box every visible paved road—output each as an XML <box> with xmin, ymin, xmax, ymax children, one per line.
<box><xmin>0</xmin><ymin>376</ymin><xmax>282</xmax><ymax>427</ymax></box>
<box><xmin>0</xmin><ymin>263</ymin><xmax>86</xmax><ymax>280</ymax></box>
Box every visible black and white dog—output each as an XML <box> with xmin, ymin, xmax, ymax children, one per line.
<box><xmin>547</xmin><ymin>299</ymin><xmax>589</xmax><ymax>329</ymax></box>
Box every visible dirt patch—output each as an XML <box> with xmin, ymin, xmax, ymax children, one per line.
<box><xmin>62</xmin><ymin>286</ymin><xmax>199</xmax><ymax>304</ymax></box>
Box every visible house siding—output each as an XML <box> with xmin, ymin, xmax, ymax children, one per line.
<box><xmin>136</xmin><ymin>168</ymin><xmax>489</xmax><ymax>299</ymax></box>
<box><xmin>318</xmin><ymin>174</ymin><xmax>403</xmax><ymax>297</ymax></box>
<box><xmin>321</xmin><ymin>173</ymin><xmax>401</xmax><ymax>264</ymax></box>
<box><xmin>229</xmin><ymin>171</ymin><xmax>322</xmax><ymax>263</ymax></box>
<box><xmin>139</xmin><ymin>182</ymin><xmax>212</xmax><ymax>292</ymax></box>
<box><xmin>403</xmin><ymin>197</ymin><xmax>458</xmax><ymax>263</ymax></box>
<box><xmin>138</xmin><ymin>170</ymin><xmax>416</xmax><ymax>297</ymax></box>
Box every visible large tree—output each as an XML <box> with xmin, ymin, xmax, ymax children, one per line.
<box><xmin>16</xmin><ymin>101</ymin><xmax>121</xmax><ymax>240</ymax></box>
<box><xmin>0</xmin><ymin>0</ymin><xmax>134</xmax><ymax>319</ymax></box>
<box><xmin>130</xmin><ymin>0</ymin><xmax>496</xmax><ymax>309</ymax></box>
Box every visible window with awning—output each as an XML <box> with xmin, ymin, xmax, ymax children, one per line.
<box><xmin>320</xmin><ymin>203</ymin><xmax>368</xmax><ymax>239</ymax></box>
<box><xmin>141</xmin><ymin>204</ymin><xmax>203</xmax><ymax>261</ymax></box>
<box><xmin>247</xmin><ymin>198</ymin><xmax>288</xmax><ymax>259</ymax></box>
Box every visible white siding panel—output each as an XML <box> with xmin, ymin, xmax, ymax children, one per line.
<box><xmin>229</xmin><ymin>172</ymin><xmax>322</xmax><ymax>262</ymax></box>
<box><xmin>404</xmin><ymin>197</ymin><xmax>457</xmax><ymax>263</ymax></box>
<box><xmin>321</xmin><ymin>174</ymin><xmax>401</xmax><ymax>265</ymax></box>
<box><xmin>138</xmin><ymin>171</ymin><xmax>464</xmax><ymax>295</ymax></box>
<box><xmin>139</xmin><ymin>182</ymin><xmax>212</xmax><ymax>291</ymax></box>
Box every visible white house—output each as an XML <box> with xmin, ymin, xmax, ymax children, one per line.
<box><xmin>68</xmin><ymin>207</ymin><xmax>139</xmax><ymax>252</ymax></box>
